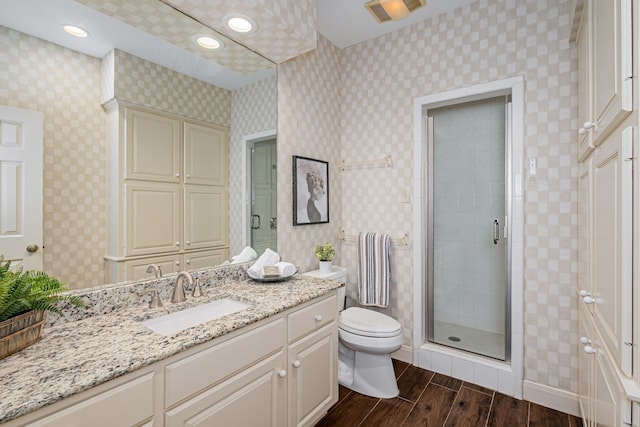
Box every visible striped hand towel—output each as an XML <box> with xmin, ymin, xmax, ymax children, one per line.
<box><xmin>357</xmin><ymin>232</ymin><xmax>391</xmax><ymax>308</ymax></box>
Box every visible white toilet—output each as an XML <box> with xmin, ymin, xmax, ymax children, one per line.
<box><xmin>304</xmin><ymin>266</ymin><xmax>403</xmax><ymax>399</ymax></box>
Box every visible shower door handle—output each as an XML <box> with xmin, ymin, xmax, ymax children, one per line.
<box><xmin>493</xmin><ymin>219</ymin><xmax>499</xmax><ymax>244</ymax></box>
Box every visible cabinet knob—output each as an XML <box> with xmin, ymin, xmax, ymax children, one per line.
<box><xmin>583</xmin><ymin>345</ymin><xmax>596</xmax><ymax>355</ymax></box>
<box><xmin>579</xmin><ymin>289</ymin><xmax>590</xmax><ymax>297</ymax></box>
<box><xmin>583</xmin><ymin>121</ymin><xmax>595</xmax><ymax>129</ymax></box>
<box><xmin>292</xmin><ymin>359</ymin><xmax>301</xmax><ymax>368</ymax></box>
<box><xmin>578</xmin><ymin>127</ymin><xmax>586</xmax><ymax>135</ymax></box>
<box><xmin>580</xmin><ymin>336</ymin><xmax>591</xmax><ymax>345</ymax></box>
<box><xmin>175</xmin><ymin>173</ymin><xmax>180</xmax><ymax>177</ymax></box>
<box><xmin>278</xmin><ymin>370</ymin><xmax>287</xmax><ymax>378</ymax></box>
<box><xmin>186</xmin><ymin>174</ymin><xmax>190</xmax><ymax>178</ymax></box>
<box><xmin>175</xmin><ymin>241</ymin><xmax>180</xmax><ymax>246</ymax></box>
<box><xmin>186</xmin><ymin>260</ymin><xmax>191</xmax><ymax>264</ymax></box>
<box><xmin>314</xmin><ymin>315</ymin><xmax>322</xmax><ymax>322</ymax></box>
<box><xmin>176</xmin><ymin>261</ymin><xmax>180</xmax><ymax>265</ymax></box>
<box><xmin>583</xmin><ymin>296</ymin><xmax>595</xmax><ymax>304</ymax></box>
<box><xmin>186</xmin><ymin>241</ymin><xmax>191</xmax><ymax>245</ymax></box>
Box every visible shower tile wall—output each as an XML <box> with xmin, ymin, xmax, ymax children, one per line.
<box><xmin>433</xmin><ymin>100</ymin><xmax>506</xmax><ymax>334</ymax></box>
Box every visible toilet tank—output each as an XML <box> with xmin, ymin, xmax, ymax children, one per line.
<box><xmin>301</xmin><ymin>266</ymin><xmax>347</xmax><ymax>311</ymax></box>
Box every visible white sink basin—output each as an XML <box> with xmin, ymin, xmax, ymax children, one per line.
<box><xmin>142</xmin><ymin>298</ymin><xmax>251</xmax><ymax>336</ymax></box>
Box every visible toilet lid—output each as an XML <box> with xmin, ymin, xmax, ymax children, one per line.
<box><xmin>339</xmin><ymin>307</ymin><xmax>402</xmax><ymax>338</ymax></box>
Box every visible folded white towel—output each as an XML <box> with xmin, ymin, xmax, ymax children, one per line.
<box><xmin>275</xmin><ymin>261</ymin><xmax>296</xmax><ymax>277</ymax></box>
<box><xmin>248</xmin><ymin>248</ymin><xmax>280</xmax><ymax>277</ymax></box>
<box><xmin>231</xmin><ymin>246</ymin><xmax>258</xmax><ymax>264</ymax></box>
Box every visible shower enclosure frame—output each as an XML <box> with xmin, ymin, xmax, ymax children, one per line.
<box><xmin>412</xmin><ymin>76</ymin><xmax>525</xmax><ymax>398</ymax></box>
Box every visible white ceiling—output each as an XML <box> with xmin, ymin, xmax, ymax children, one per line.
<box><xmin>0</xmin><ymin>0</ymin><xmax>475</xmax><ymax>90</ymax></box>
<box><xmin>317</xmin><ymin>0</ymin><xmax>476</xmax><ymax>49</ymax></box>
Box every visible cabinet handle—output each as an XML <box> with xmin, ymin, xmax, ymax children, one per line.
<box><xmin>583</xmin><ymin>345</ymin><xmax>596</xmax><ymax>355</ymax></box>
<box><xmin>292</xmin><ymin>360</ymin><xmax>301</xmax><ymax>368</ymax></box>
<box><xmin>583</xmin><ymin>121</ymin><xmax>595</xmax><ymax>129</ymax></box>
<box><xmin>278</xmin><ymin>370</ymin><xmax>287</xmax><ymax>378</ymax></box>
<box><xmin>493</xmin><ymin>219</ymin><xmax>499</xmax><ymax>244</ymax></box>
<box><xmin>314</xmin><ymin>315</ymin><xmax>322</xmax><ymax>322</ymax></box>
<box><xmin>583</xmin><ymin>296</ymin><xmax>594</xmax><ymax>304</ymax></box>
<box><xmin>579</xmin><ymin>289</ymin><xmax>590</xmax><ymax>297</ymax></box>
<box><xmin>580</xmin><ymin>336</ymin><xmax>591</xmax><ymax>345</ymax></box>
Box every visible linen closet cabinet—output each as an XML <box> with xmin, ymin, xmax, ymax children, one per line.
<box><xmin>573</xmin><ymin>0</ymin><xmax>636</xmax><ymax>425</ymax></box>
<box><xmin>104</xmin><ymin>103</ymin><xmax>229</xmax><ymax>283</ymax></box>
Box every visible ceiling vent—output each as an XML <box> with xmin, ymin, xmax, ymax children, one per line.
<box><xmin>365</xmin><ymin>0</ymin><xmax>426</xmax><ymax>23</ymax></box>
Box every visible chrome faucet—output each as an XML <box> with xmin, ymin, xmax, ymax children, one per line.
<box><xmin>172</xmin><ymin>271</ymin><xmax>193</xmax><ymax>303</ymax></box>
<box><xmin>146</xmin><ymin>263</ymin><xmax>163</xmax><ymax>278</ymax></box>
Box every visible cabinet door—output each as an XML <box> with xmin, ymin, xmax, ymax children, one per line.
<box><xmin>125</xmin><ymin>183</ymin><xmax>181</xmax><ymax>256</ymax></box>
<box><xmin>125</xmin><ymin>254</ymin><xmax>181</xmax><ymax>281</ymax></box>
<box><xmin>184</xmin><ymin>122</ymin><xmax>228</xmax><ymax>186</ymax></box>
<box><xmin>184</xmin><ymin>248</ymin><xmax>229</xmax><ymax>270</ymax></box>
<box><xmin>577</xmin><ymin>4</ymin><xmax>593</xmax><ymax>161</ymax></box>
<box><xmin>592</xmin><ymin>127</ymin><xmax>632</xmax><ymax>376</ymax></box>
<box><xmin>578</xmin><ymin>304</ymin><xmax>594</xmax><ymax>426</ymax></box>
<box><xmin>165</xmin><ymin>351</ymin><xmax>286</xmax><ymax>427</ymax></box>
<box><xmin>590</xmin><ymin>0</ymin><xmax>632</xmax><ymax>146</ymax></box>
<box><xmin>126</xmin><ymin>108</ymin><xmax>181</xmax><ymax>183</ymax></box>
<box><xmin>288</xmin><ymin>323</ymin><xmax>338</xmax><ymax>427</ymax></box>
<box><xmin>593</xmin><ymin>341</ymin><xmax>630</xmax><ymax>427</ymax></box>
<box><xmin>577</xmin><ymin>160</ymin><xmax>592</xmax><ymax>300</ymax></box>
<box><xmin>184</xmin><ymin>185</ymin><xmax>228</xmax><ymax>250</ymax></box>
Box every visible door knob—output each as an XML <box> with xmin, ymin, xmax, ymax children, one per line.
<box><xmin>26</xmin><ymin>244</ymin><xmax>39</xmax><ymax>253</ymax></box>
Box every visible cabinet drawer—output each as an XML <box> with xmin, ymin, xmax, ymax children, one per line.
<box><xmin>165</xmin><ymin>318</ymin><xmax>284</xmax><ymax>407</ymax></box>
<box><xmin>288</xmin><ymin>295</ymin><xmax>337</xmax><ymax>343</ymax></box>
<box><xmin>29</xmin><ymin>372</ymin><xmax>155</xmax><ymax>427</ymax></box>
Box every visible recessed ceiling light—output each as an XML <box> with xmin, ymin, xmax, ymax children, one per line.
<box><xmin>195</xmin><ymin>36</ymin><xmax>223</xmax><ymax>50</ymax></box>
<box><xmin>223</xmin><ymin>14</ymin><xmax>256</xmax><ymax>34</ymax></box>
<box><xmin>62</xmin><ymin>25</ymin><xmax>89</xmax><ymax>38</ymax></box>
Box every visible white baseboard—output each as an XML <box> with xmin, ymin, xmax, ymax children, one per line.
<box><xmin>523</xmin><ymin>380</ymin><xmax>580</xmax><ymax>417</ymax></box>
<box><xmin>391</xmin><ymin>345</ymin><xmax>413</xmax><ymax>364</ymax></box>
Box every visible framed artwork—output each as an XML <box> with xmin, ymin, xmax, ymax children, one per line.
<box><xmin>292</xmin><ymin>156</ymin><xmax>329</xmax><ymax>225</ymax></box>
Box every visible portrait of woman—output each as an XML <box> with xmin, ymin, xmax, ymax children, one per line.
<box><xmin>293</xmin><ymin>156</ymin><xmax>329</xmax><ymax>225</ymax></box>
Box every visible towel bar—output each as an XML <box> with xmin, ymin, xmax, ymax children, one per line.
<box><xmin>338</xmin><ymin>155</ymin><xmax>392</xmax><ymax>171</ymax></box>
<box><xmin>338</xmin><ymin>230</ymin><xmax>409</xmax><ymax>246</ymax></box>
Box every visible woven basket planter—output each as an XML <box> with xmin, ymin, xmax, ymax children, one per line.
<box><xmin>0</xmin><ymin>310</ymin><xmax>45</xmax><ymax>359</ymax></box>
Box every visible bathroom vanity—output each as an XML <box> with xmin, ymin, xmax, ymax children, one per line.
<box><xmin>0</xmin><ymin>267</ymin><xmax>341</xmax><ymax>427</ymax></box>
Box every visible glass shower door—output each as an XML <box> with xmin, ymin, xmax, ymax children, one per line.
<box><xmin>427</xmin><ymin>96</ymin><xmax>509</xmax><ymax>361</ymax></box>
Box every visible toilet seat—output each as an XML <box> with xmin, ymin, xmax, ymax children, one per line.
<box><xmin>339</xmin><ymin>307</ymin><xmax>402</xmax><ymax>338</ymax></box>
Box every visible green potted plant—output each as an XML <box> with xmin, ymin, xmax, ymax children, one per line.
<box><xmin>0</xmin><ymin>256</ymin><xmax>84</xmax><ymax>358</ymax></box>
<box><xmin>314</xmin><ymin>241</ymin><xmax>335</xmax><ymax>274</ymax></box>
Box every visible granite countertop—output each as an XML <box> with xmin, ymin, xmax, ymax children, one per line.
<box><xmin>0</xmin><ymin>275</ymin><xmax>343</xmax><ymax>423</ymax></box>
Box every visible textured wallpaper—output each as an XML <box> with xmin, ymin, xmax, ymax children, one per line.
<box><xmin>229</xmin><ymin>75</ymin><xmax>277</xmax><ymax>255</ymax></box>
<box><xmin>277</xmin><ymin>35</ymin><xmax>343</xmax><ymax>273</ymax></box>
<box><xmin>277</xmin><ymin>0</ymin><xmax>577</xmax><ymax>393</ymax></box>
<box><xmin>111</xmin><ymin>49</ymin><xmax>231</xmax><ymax>127</ymax></box>
<box><xmin>0</xmin><ymin>27</ymin><xmax>108</xmax><ymax>289</ymax></box>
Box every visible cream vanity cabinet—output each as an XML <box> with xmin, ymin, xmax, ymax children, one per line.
<box><xmin>5</xmin><ymin>292</ymin><xmax>339</xmax><ymax>427</ymax></box>
<box><xmin>104</xmin><ymin>102</ymin><xmax>229</xmax><ymax>282</ymax></box>
<box><xmin>573</xmin><ymin>0</ymin><xmax>635</xmax><ymax>424</ymax></box>
<box><xmin>576</xmin><ymin>0</ymin><xmax>632</xmax><ymax>161</ymax></box>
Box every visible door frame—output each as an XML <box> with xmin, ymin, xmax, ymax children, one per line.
<box><xmin>242</xmin><ymin>129</ymin><xmax>276</xmax><ymax>249</ymax></box>
<box><xmin>412</xmin><ymin>76</ymin><xmax>524</xmax><ymax>397</ymax></box>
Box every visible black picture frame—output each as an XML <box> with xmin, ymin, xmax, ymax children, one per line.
<box><xmin>292</xmin><ymin>156</ymin><xmax>329</xmax><ymax>226</ymax></box>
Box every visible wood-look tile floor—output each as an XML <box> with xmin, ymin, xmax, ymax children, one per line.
<box><xmin>316</xmin><ymin>360</ymin><xmax>582</xmax><ymax>427</ymax></box>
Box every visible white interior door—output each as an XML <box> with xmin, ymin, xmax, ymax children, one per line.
<box><xmin>0</xmin><ymin>105</ymin><xmax>43</xmax><ymax>271</ymax></box>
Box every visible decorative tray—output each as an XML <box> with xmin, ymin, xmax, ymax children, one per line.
<box><xmin>246</xmin><ymin>267</ymin><xmax>299</xmax><ymax>283</ymax></box>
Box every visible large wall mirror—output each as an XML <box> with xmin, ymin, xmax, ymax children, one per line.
<box><xmin>0</xmin><ymin>0</ymin><xmax>277</xmax><ymax>289</ymax></box>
